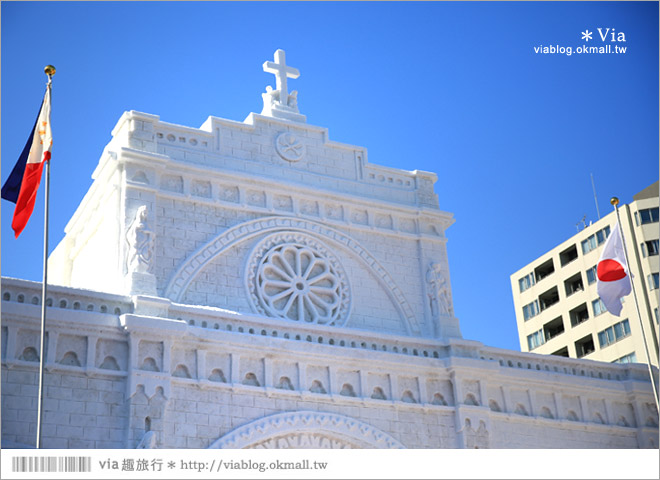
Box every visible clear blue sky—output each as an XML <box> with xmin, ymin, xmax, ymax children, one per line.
<box><xmin>2</xmin><ymin>2</ymin><xmax>658</xmax><ymax>353</ymax></box>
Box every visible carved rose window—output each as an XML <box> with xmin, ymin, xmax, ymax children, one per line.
<box><xmin>247</xmin><ymin>234</ymin><xmax>350</xmax><ymax>326</ymax></box>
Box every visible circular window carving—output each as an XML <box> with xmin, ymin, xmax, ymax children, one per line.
<box><xmin>247</xmin><ymin>233</ymin><xmax>350</xmax><ymax>326</ymax></box>
<box><xmin>275</xmin><ymin>132</ymin><xmax>305</xmax><ymax>162</ymax></box>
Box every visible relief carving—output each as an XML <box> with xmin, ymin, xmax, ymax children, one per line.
<box><xmin>126</xmin><ymin>206</ymin><xmax>155</xmax><ymax>274</ymax></box>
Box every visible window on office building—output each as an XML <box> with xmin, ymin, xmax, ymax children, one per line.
<box><xmin>543</xmin><ymin>316</ymin><xmax>565</xmax><ymax>341</ymax></box>
<box><xmin>612</xmin><ymin>352</ymin><xmax>637</xmax><ymax>364</ymax></box>
<box><xmin>570</xmin><ymin>303</ymin><xmax>589</xmax><ymax>327</ymax></box>
<box><xmin>551</xmin><ymin>346</ymin><xmax>569</xmax><ymax>357</ymax></box>
<box><xmin>581</xmin><ymin>226</ymin><xmax>611</xmax><ymax>255</ymax></box>
<box><xmin>523</xmin><ymin>300</ymin><xmax>540</xmax><ymax>321</ymax></box>
<box><xmin>598</xmin><ymin>319</ymin><xmax>631</xmax><ymax>348</ymax></box>
<box><xmin>592</xmin><ymin>298</ymin><xmax>607</xmax><ymax>316</ymax></box>
<box><xmin>586</xmin><ymin>265</ymin><xmax>598</xmax><ymax>284</ymax></box>
<box><xmin>534</xmin><ymin>259</ymin><xmax>555</xmax><ymax>282</ymax></box>
<box><xmin>641</xmin><ymin>239</ymin><xmax>659</xmax><ymax>258</ymax></box>
<box><xmin>564</xmin><ymin>273</ymin><xmax>584</xmax><ymax>297</ymax></box>
<box><xmin>648</xmin><ymin>273</ymin><xmax>659</xmax><ymax>290</ymax></box>
<box><xmin>527</xmin><ymin>330</ymin><xmax>545</xmax><ymax>350</ymax></box>
<box><xmin>575</xmin><ymin>334</ymin><xmax>595</xmax><ymax>358</ymax></box>
<box><xmin>518</xmin><ymin>272</ymin><xmax>535</xmax><ymax>293</ymax></box>
<box><xmin>637</xmin><ymin>207</ymin><xmax>659</xmax><ymax>225</ymax></box>
<box><xmin>559</xmin><ymin>245</ymin><xmax>578</xmax><ymax>267</ymax></box>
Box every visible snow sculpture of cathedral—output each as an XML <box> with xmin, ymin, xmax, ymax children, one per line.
<box><xmin>1</xmin><ymin>50</ymin><xmax>657</xmax><ymax>449</ymax></box>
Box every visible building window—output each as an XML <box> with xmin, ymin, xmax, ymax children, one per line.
<box><xmin>551</xmin><ymin>346</ymin><xmax>569</xmax><ymax>357</ymax></box>
<box><xmin>527</xmin><ymin>329</ymin><xmax>545</xmax><ymax>350</ymax></box>
<box><xmin>654</xmin><ymin>307</ymin><xmax>659</xmax><ymax>324</ymax></box>
<box><xmin>534</xmin><ymin>259</ymin><xmax>555</xmax><ymax>282</ymax></box>
<box><xmin>569</xmin><ymin>303</ymin><xmax>589</xmax><ymax>327</ymax></box>
<box><xmin>575</xmin><ymin>334</ymin><xmax>595</xmax><ymax>358</ymax></box>
<box><xmin>581</xmin><ymin>236</ymin><xmax>597</xmax><ymax>255</ymax></box>
<box><xmin>592</xmin><ymin>298</ymin><xmax>607</xmax><ymax>316</ymax></box>
<box><xmin>559</xmin><ymin>245</ymin><xmax>578</xmax><ymax>267</ymax></box>
<box><xmin>641</xmin><ymin>239</ymin><xmax>659</xmax><ymax>258</ymax></box>
<box><xmin>523</xmin><ymin>300</ymin><xmax>540</xmax><ymax>321</ymax></box>
<box><xmin>648</xmin><ymin>273</ymin><xmax>659</xmax><ymax>290</ymax></box>
<box><xmin>581</xmin><ymin>226</ymin><xmax>611</xmax><ymax>255</ymax></box>
<box><xmin>586</xmin><ymin>265</ymin><xmax>598</xmax><ymax>285</ymax></box>
<box><xmin>539</xmin><ymin>286</ymin><xmax>560</xmax><ymax>311</ymax></box>
<box><xmin>612</xmin><ymin>352</ymin><xmax>637</xmax><ymax>364</ymax></box>
<box><xmin>598</xmin><ymin>319</ymin><xmax>631</xmax><ymax>348</ymax></box>
<box><xmin>564</xmin><ymin>273</ymin><xmax>584</xmax><ymax>297</ymax></box>
<box><xmin>637</xmin><ymin>207</ymin><xmax>659</xmax><ymax>225</ymax></box>
<box><xmin>518</xmin><ymin>272</ymin><xmax>535</xmax><ymax>293</ymax></box>
<box><xmin>543</xmin><ymin>316</ymin><xmax>565</xmax><ymax>341</ymax></box>
<box><xmin>596</xmin><ymin>226</ymin><xmax>611</xmax><ymax>245</ymax></box>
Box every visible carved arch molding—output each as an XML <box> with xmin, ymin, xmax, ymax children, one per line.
<box><xmin>164</xmin><ymin>216</ymin><xmax>419</xmax><ymax>334</ymax></box>
<box><xmin>208</xmin><ymin>411</ymin><xmax>405</xmax><ymax>449</ymax></box>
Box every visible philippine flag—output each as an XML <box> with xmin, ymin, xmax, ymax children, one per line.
<box><xmin>1</xmin><ymin>87</ymin><xmax>52</xmax><ymax>238</ymax></box>
<box><xmin>596</xmin><ymin>223</ymin><xmax>632</xmax><ymax>316</ymax></box>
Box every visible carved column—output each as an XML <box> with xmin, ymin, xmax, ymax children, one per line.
<box><xmin>297</xmin><ymin>362</ymin><xmax>307</xmax><ymax>392</ymax></box>
<box><xmin>86</xmin><ymin>335</ymin><xmax>98</xmax><ymax>371</ymax></box>
<box><xmin>230</xmin><ymin>353</ymin><xmax>240</xmax><ymax>385</ymax></box>
<box><xmin>196</xmin><ymin>349</ymin><xmax>207</xmax><ymax>381</ymax></box>
<box><xmin>46</xmin><ymin>331</ymin><xmax>58</xmax><ymax>365</ymax></box>
<box><xmin>263</xmin><ymin>357</ymin><xmax>273</xmax><ymax>388</ymax></box>
<box><xmin>359</xmin><ymin>370</ymin><xmax>368</xmax><ymax>399</ymax></box>
<box><xmin>162</xmin><ymin>340</ymin><xmax>172</xmax><ymax>375</ymax></box>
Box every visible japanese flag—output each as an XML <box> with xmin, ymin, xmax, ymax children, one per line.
<box><xmin>596</xmin><ymin>223</ymin><xmax>632</xmax><ymax>316</ymax></box>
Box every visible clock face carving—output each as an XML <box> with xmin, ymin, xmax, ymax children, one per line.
<box><xmin>275</xmin><ymin>132</ymin><xmax>305</xmax><ymax>162</ymax></box>
<box><xmin>246</xmin><ymin>233</ymin><xmax>350</xmax><ymax>326</ymax></box>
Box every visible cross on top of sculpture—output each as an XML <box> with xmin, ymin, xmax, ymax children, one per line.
<box><xmin>261</xmin><ymin>49</ymin><xmax>306</xmax><ymax>123</ymax></box>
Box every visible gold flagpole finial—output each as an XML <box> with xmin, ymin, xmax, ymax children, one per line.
<box><xmin>610</xmin><ymin>197</ymin><xmax>619</xmax><ymax>206</ymax></box>
<box><xmin>44</xmin><ymin>65</ymin><xmax>56</xmax><ymax>76</ymax></box>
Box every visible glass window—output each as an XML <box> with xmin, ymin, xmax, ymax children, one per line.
<box><xmin>581</xmin><ymin>235</ymin><xmax>597</xmax><ymax>255</ymax></box>
<box><xmin>613</xmin><ymin>319</ymin><xmax>630</xmax><ymax>340</ymax></box>
<box><xmin>639</xmin><ymin>207</ymin><xmax>659</xmax><ymax>225</ymax></box>
<box><xmin>527</xmin><ymin>330</ymin><xmax>545</xmax><ymax>350</ymax></box>
<box><xmin>592</xmin><ymin>298</ymin><xmax>607</xmax><ymax>316</ymax></box>
<box><xmin>519</xmin><ymin>273</ymin><xmax>535</xmax><ymax>293</ymax></box>
<box><xmin>586</xmin><ymin>265</ymin><xmax>598</xmax><ymax>284</ymax></box>
<box><xmin>596</xmin><ymin>226</ymin><xmax>610</xmax><ymax>245</ymax></box>
<box><xmin>598</xmin><ymin>319</ymin><xmax>630</xmax><ymax>348</ymax></box>
<box><xmin>523</xmin><ymin>300</ymin><xmax>540</xmax><ymax>321</ymax></box>
<box><xmin>613</xmin><ymin>352</ymin><xmax>637</xmax><ymax>364</ymax></box>
<box><xmin>647</xmin><ymin>240</ymin><xmax>660</xmax><ymax>257</ymax></box>
<box><xmin>649</xmin><ymin>273</ymin><xmax>659</xmax><ymax>290</ymax></box>
<box><xmin>598</xmin><ymin>328</ymin><xmax>614</xmax><ymax>348</ymax></box>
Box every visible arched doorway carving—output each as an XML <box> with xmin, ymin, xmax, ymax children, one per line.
<box><xmin>208</xmin><ymin>411</ymin><xmax>405</xmax><ymax>449</ymax></box>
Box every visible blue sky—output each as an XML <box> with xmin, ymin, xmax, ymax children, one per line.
<box><xmin>2</xmin><ymin>1</ymin><xmax>658</xmax><ymax>353</ymax></box>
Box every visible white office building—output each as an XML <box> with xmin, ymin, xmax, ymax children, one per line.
<box><xmin>511</xmin><ymin>182</ymin><xmax>659</xmax><ymax>367</ymax></box>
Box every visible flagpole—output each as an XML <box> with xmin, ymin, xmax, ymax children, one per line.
<box><xmin>611</xmin><ymin>197</ymin><xmax>659</xmax><ymax>412</ymax></box>
<box><xmin>36</xmin><ymin>64</ymin><xmax>55</xmax><ymax>449</ymax></box>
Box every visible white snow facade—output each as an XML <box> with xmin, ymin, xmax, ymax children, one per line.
<box><xmin>2</xmin><ymin>50</ymin><xmax>657</xmax><ymax>449</ymax></box>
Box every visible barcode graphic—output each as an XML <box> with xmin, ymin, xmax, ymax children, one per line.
<box><xmin>11</xmin><ymin>456</ymin><xmax>92</xmax><ymax>473</ymax></box>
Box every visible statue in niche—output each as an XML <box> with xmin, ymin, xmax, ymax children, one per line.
<box><xmin>126</xmin><ymin>205</ymin><xmax>155</xmax><ymax>274</ymax></box>
<box><xmin>460</xmin><ymin>419</ymin><xmax>489</xmax><ymax>449</ymax></box>
<box><xmin>426</xmin><ymin>262</ymin><xmax>453</xmax><ymax>317</ymax></box>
